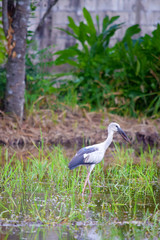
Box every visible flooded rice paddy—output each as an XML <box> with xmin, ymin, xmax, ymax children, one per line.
<box><xmin>0</xmin><ymin>145</ymin><xmax>159</xmax><ymax>239</ymax></box>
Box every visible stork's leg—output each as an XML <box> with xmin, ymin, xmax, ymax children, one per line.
<box><xmin>82</xmin><ymin>164</ymin><xmax>95</xmax><ymax>196</ymax></box>
<box><xmin>87</xmin><ymin>166</ymin><xmax>92</xmax><ymax>195</ymax></box>
<box><xmin>82</xmin><ymin>171</ymin><xmax>91</xmax><ymax>195</ymax></box>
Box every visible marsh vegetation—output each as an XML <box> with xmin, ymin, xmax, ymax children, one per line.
<box><xmin>0</xmin><ymin>145</ymin><xmax>159</xmax><ymax>239</ymax></box>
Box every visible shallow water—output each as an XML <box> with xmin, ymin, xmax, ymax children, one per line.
<box><xmin>0</xmin><ymin>219</ymin><xmax>160</xmax><ymax>240</ymax></box>
<box><xmin>0</xmin><ymin>146</ymin><xmax>160</xmax><ymax>239</ymax></box>
<box><xmin>0</xmin><ymin>190</ymin><xmax>160</xmax><ymax>240</ymax></box>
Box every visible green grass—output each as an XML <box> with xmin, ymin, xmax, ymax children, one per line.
<box><xmin>0</xmin><ymin>145</ymin><xmax>159</xmax><ymax>235</ymax></box>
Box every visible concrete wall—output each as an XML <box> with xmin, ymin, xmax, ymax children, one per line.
<box><xmin>30</xmin><ymin>0</ymin><xmax>160</xmax><ymax>51</ymax></box>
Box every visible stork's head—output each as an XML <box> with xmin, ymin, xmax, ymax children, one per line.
<box><xmin>108</xmin><ymin>122</ymin><xmax>130</xmax><ymax>143</ymax></box>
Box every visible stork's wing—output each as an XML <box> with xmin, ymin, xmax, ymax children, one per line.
<box><xmin>68</xmin><ymin>146</ymin><xmax>98</xmax><ymax>170</ymax></box>
<box><xmin>76</xmin><ymin>146</ymin><xmax>98</xmax><ymax>156</ymax></box>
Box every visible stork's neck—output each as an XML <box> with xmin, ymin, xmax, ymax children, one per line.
<box><xmin>103</xmin><ymin>131</ymin><xmax>113</xmax><ymax>151</ymax></box>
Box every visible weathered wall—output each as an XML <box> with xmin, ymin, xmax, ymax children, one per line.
<box><xmin>30</xmin><ymin>0</ymin><xmax>160</xmax><ymax>51</ymax></box>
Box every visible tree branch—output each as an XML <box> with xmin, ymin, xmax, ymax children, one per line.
<box><xmin>2</xmin><ymin>0</ymin><xmax>9</xmax><ymax>37</ymax></box>
<box><xmin>31</xmin><ymin>0</ymin><xmax>59</xmax><ymax>41</ymax></box>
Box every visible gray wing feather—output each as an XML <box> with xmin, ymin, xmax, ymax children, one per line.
<box><xmin>68</xmin><ymin>146</ymin><xmax>98</xmax><ymax>170</ymax></box>
<box><xmin>76</xmin><ymin>146</ymin><xmax>98</xmax><ymax>156</ymax></box>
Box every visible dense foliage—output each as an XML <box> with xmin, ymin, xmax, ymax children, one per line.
<box><xmin>25</xmin><ymin>45</ymin><xmax>56</xmax><ymax>105</ymax></box>
<box><xmin>0</xmin><ymin>7</ymin><xmax>159</xmax><ymax>117</ymax></box>
<box><xmin>55</xmin><ymin>8</ymin><xmax>160</xmax><ymax>117</ymax></box>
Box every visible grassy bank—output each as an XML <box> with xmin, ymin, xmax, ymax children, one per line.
<box><xmin>0</xmin><ymin>145</ymin><xmax>159</xmax><ymax>235</ymax></box>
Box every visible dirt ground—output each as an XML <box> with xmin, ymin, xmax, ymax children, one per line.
<box><xmin>0</xmin><ymin>108</ymin><xmax>159</xmax><ymax>165</ymax></box>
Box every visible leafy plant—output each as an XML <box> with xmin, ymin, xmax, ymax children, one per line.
<box><xmin>25</xmin><ymin>45</ymin><xmax>57</xmax><ymax>108</ymax></box>
<box><xmin>112</xmin><ymin>24</ymin><xmax>160</xmax><ymax>116</ymax></box>
<box><xmin>0</xmin><ymin>6</ymin><xmax>6</xmax><ymax>64</ymax></box>
<box><xmin>0</xmin><ymin>66</ymin><xmax>6</xmax><ymax>107</ymax></box>
<box><xmin>55</xmin><ymin>8</ymin><xmax>160</xmax><ymax>117</ymax></box>
<box><xmin>55</xmin><ymin>8</ymin><xmax>122</xmax><ymax>109</ymax></box>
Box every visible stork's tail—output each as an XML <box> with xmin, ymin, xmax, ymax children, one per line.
<box><xmin>68</xmin><ymin>154</ymin><xmax>84</xmax><ymax>170</ymax></box>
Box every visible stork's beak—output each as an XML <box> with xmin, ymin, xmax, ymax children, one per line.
<box><xmin>117</xmin><ymin>127</ymin><xmax>131</xmax><ymax>143</ymax></box>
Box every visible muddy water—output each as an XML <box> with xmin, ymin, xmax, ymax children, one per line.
<box><xmin>0</xmin><ymin>223</ymin><xmax>157</xmax><ymax>240</ymax></box>
<box><xmin>0</xmin><ymin>190</ymin><xmax>160</xmax><ymax>240</ymax></box>
<box><xmin>0</xmin><ymin>217</ymin><xmax>159</xmax><ymax>239</ymax></box>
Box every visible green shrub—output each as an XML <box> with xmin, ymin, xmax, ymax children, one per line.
<box><xmin>112</xmin><ymin>25</ymin><xmax>160</xmax><ymax>116</ymax></box>
<box><xmin>55</xmin><ymin>8</ymin><xmax>160</xmax><ymax>117</ymax></box>
<box><xmin>0</xmin><ymin>13</ymin><xmax>7</xmax><ymax>108</ymax></box>
<box><xmin>0</xmin><ymin>66</ymin><xmax>6</xmax><ymax>107</ymax></box>
<box><xmin>55</xmin><ymin>8</ymin><xmax>122</xmax><ymax>109</ymax></box>
<box><xmin>25</xmin><ymin>45</ymin><xmax>57</xmax><ymax>107</ymax></box>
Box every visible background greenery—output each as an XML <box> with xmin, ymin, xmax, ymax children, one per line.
<box><xmin>54</xmin><ymin>8</ymin><xmax>160</xmax><ymax>117</ymax></box>
<box><xmin>0</xmin><ymin>7</ymin><xmax>160</xmax><ymax>117</ymax></box>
